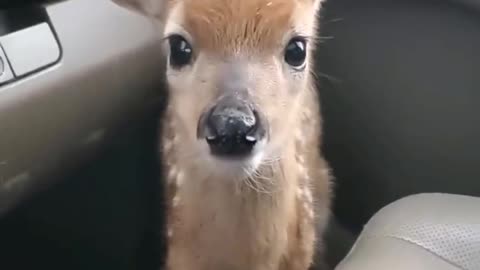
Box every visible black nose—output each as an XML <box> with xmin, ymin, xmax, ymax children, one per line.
<box><xmin>198</xmin><ymin>96</ymin><xmax>265</xmax><ymax>157</ymax></box>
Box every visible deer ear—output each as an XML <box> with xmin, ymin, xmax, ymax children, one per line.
<box><xmin>112</xmin><ymin>0</ymin><xmax>168</xmax><ymax>19</ymax></box>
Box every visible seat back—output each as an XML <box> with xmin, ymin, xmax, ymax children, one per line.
<box><xmin>317</xmin><ymin>0</ymin><xmax>480</xmax><ymax>233</ymax></box>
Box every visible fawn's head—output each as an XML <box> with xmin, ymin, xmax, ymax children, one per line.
<box><xmin>113</xmin><ymin>0</ymin><xmax>323</xmax><ymax>179</ymax></box>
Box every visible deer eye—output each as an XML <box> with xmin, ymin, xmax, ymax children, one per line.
<box><xmin>168</xmin><ymin>34</ymin><xmax>193</xmax><ymax>69</ymax></box>
<box><xmin>284</xmin><ymin>37</ymin><xmax>307</xmax><ymax>69</ymax></box>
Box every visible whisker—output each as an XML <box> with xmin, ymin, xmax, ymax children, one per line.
<box><xmin>242</xmin><ymin>169</ymin><xmax>268</xmax><ymax>194</ymax></box>
<box><xmin>242</xmin><ymin>166</ymin><xmax>276</xmax><ymax>195</ymax></box>
<box><xmin>318</xmin><ymin>35</ymin><xmax>334</xmax><ymax>41</ymax></box>
<box><xmin>324</xmin><ymin>17</ymin><xmax>344</xmax><ymax>24</ymax></box>
<box><xmin>261</xmin><ymin>157</ymin><xmax>282</xmax><ymax>165</ymax></box>
<box><xmin>311</xmin><ymin>69</ymin><xmax>342</xmax><ymax>85</ymax></box>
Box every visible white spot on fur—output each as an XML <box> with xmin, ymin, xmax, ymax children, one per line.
<box><xmin>168</xmin><ymin>166</ymin><xmax>178</xmax><ymax>183</ymax></box>
<box><xmin>176</xmin><ymin>170</ymin><xmax>185</xmax><ymax>187</ymax></box>
<box><xmin>321</xmin><ymin>168</ymin><xmax>330</xmax><ymax>178</ymax></box>
<box><xmin>173</xmin><ymin>195</ymin><xmax>180</xmax><ymax>207</ymax></box>
<box><xmin>296</xmin><ymin>187</ymin><xmax>303</xmax><ymax>198</ymax></box>
<box><xmin>303</xmin><ymin>109</ymin><xmax>312</xmax><ymax>119</ymax></box>
<box><xmin>308</xmin><ymin>208</ymin><xmax>315</xmax><ymax>219</ymax></box>
<box><xmin>169</xmin><ymin>120</ymin><xmax>176</xmax><ymax>130</ymax></box>
<box><xmin>296</xmin><ymin>154</ymin><xmax>305</xmax><ymax>164</ymax></box>
<box><xmin>303</xmin><ymin>201</ymin><xmax>310</xmax><ymax>211</ymax></box>
<box><xmin>295</xmin><ymin>129</ymin><xmax>304</xmax><ymax>141</ymax></box>
<box><xmin>251</xmin><ymin>149</ymin><xmax>265</xmax><ymax>171</ymax></box>
<box><xmin>304</xmin><ymin>189</ymin><xmax>313</xmax><ymax>204</ymax></box>
<box><xmin>172</xmin><ymin>136</ymin><xmax>180</xmax><ymax>145</ymax></box>
<box><xmin>163</xmin><ymin>140</ymin><xmax>173</xmax><ymax>151</ymax></box>
<box><xmin>302</xmin><ymin>201</ymin><xmax>314</xmax><ymax>220</ymax></box>
<box><xmin>168</xmin><ymin>228</ymin><xmax>173</xmax><ymax>238</ymax></box>
<box><xmin>298</xmin><ymin>164</ymin><xmax>309</xmax><ymax>181</ymax></box>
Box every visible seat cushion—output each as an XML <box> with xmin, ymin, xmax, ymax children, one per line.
<box><xmin>335</xmin><ymin>193</ymin><xmax>480</xmax><ymax>270</ymax></box>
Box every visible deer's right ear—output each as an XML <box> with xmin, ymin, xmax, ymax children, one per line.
<box><xmin>112</xmin><ymin>0</ymin><xmax>168</xmax><ymax>20</ymax></box>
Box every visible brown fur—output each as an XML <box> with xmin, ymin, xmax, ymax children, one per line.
<box><xmin>184</xmin><ymin>0</ymin><xmax>296</xmax><ymax>53</ymax></box>
<box><xmin>112</xmin><ymin>0</ymin><xmax>332</xmax><ymax>269</ymax></box>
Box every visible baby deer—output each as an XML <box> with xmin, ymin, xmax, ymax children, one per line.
<box><xmin>113</xmin><ymin>0</ymin><xmax>332</xmax><ymax>269</ymax></box>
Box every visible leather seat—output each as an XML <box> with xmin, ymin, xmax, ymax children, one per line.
<box><xmin>335</xmin><ymin>194</ymin><xmax>480</xmax><ymax>270</ymax></box>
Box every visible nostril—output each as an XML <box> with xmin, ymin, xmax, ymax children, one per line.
<box><xmin>206</xmin><ymin>135</ymin><xmax>220</xmax><ymax>146</ymax></box>
<box><xmin>245</xmin><ymin>135</ymin><xmax>257</xmax><ymax>143</ymax></box>
<box><xmin>244</xmin><ymin>135</ymin><xmax>258</xmax><ymax>148</ymax></box>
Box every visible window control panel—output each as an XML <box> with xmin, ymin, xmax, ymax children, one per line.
<box><xmin>0</xmin><ymin>7</ymin><xmax>61</xmax><ymax>86</ymax></box>
<box><xmin>1</xmin><ymin>23</ymin><xmax>60</xmax><ymax>78</ymax></box>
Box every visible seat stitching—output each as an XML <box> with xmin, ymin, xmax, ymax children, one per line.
<box><xmin>363</xmin><ymin>233</ymin><xmax>467</xmax><ymax>270</ymax></box>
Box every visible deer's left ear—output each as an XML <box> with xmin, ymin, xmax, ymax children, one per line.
<box><xmin>112</xmin><ymin>0</ymin><xmax>168</xmax><ymax>21</ymax></box>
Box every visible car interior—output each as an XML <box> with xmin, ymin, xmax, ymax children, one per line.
<box><xmin>0</xmin><ymin>0</ymin><xmax>479</xmax><ymax>269</ymax></box>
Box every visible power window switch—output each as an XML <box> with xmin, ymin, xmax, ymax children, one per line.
<box><xmin>1</xmin><ymin>23</ymin><xmax>60</xmax><ymax>77</ymax></box>
<box><xmin>0</xmin><ymin>45</ymin><xmax>14</xmax><ymax>85</ymax></box>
